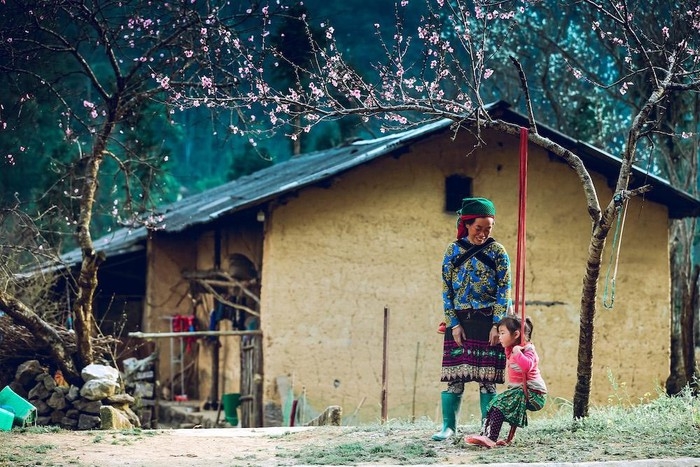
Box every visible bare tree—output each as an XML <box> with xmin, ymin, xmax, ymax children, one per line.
<box><xmin>664</xmin><ymin>95</ymin><xmax>700</xmax><ymax>395</ymax></box>
<box><xmin>160</xmin><ymin>0</ymin><xmax>700</xmax><ymax>417</ymax></box>
<box><xmin>0</xmin><ymin>0</ymin><xmax>274</xmax><ymax>384</ymax></box>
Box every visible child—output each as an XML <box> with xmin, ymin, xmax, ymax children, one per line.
<box><xmin>464</xmin><ymin>316</ymin><xmax>547</xmax><ymax>448</ymax></box>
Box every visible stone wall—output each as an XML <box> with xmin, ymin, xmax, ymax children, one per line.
<box><xmin>7</xmin><ymin>360</ymin><xmax>140</xmax><ymax>430</ymax></box>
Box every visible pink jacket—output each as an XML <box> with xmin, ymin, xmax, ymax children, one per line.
<box><xmin>505</xmin><ymin>343</ymin><xmax>547</xmax><ymax>394</ymax></box>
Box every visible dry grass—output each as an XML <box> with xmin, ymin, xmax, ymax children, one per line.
<box><xmin>0</xmin><ymin>386</ymin><xmax>698</xmax><ymax>466</ymax></box>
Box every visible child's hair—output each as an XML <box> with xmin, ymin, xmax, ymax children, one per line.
<box><xmin>497</xmin><ymin>316</ymin><xmax>534</xmax><ymax>342</ymax></box>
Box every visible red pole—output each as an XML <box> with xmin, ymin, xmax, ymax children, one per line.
<box><xmin>517</xmin><ymin>127</ymin><xmax>528</xmax><ymax>345</ymax></box>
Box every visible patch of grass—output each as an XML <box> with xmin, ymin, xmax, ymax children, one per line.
<box><xmin>104</xmin><ymin>428</ymin><xmax>157</xmax><ymax>445</ymax></box>
<box><xmin>16</xmin><ymin>425</ymin><xmax>63</xmax><ymax>434</ymax></box>
<box><xmin>30</xmin><ymin>443</ymin><xmax>55</xmax><ymax>454</ymax></box>
<box><xmin>0</xmin><ymin>426</ymin><xmax>163</xmax><ymax>466</ymax></box>
<box><xmin>276</xmin><ymin>384</ymin><xmax>699</xmax><ymax>465</ymax></box>
<box><xmin>459</xmin><ymin>384</ymin><xmax>700</xmax><ymax>464</ymax></box>
<box><xmin>283</xmin><ymin>438</ymin><xmax>438</xmax><ymax>465</ymax></box>
<box><xmin>0</xmin><ymin>433</ymin><xmax>58</xmax><ymax>466</ymax></box>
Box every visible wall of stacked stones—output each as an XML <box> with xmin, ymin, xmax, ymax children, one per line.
<box><xmin>7</xmin><ymin>360</ymin><xmax>141</xmax><ymax>430</ymax></box>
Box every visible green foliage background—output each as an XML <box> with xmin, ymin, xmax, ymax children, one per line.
<box><xmin>1</xmin><ymin>0</ymin><xmax>698</xmax><ymax>254</ymax></box>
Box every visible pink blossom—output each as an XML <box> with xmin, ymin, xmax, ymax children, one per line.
<box><xmin>483</xmin><ymin>69</ymin><xmax>494</xmax><ymax>79</ymax></box>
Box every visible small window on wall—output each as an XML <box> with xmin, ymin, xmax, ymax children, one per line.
<box><xmin>445</xmin><ymin>175</ymin><xmax>472</xmax><ymax>213</ymax></box>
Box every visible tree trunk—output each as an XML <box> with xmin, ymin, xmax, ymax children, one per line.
<box><xmin>0</xmin><ymin>291</ymin><xmax>80</xmax><ymax>382</ymax></box>
<box><xmin>573</xmin><ymin>223</ymin><xmax>609</xmax><ymax>418</ymax></box>
<box><xmin>685</xmin><ymin>265</ymin><xmax>699</xmax><ymax>392</ymax></box>
<box><xmin>72</xmin><ymin>125</ymin><xmax>113</xmax><ymax>370</ymax></box>
<box><xmin>666</xmin><ymin>218</ymin><xmax>699</xmax><ymax>395</ymax></box>
<box><xmin>667</xmin><ymin>219</ymin><xmax>691</xmax><ymax>394</ymax></box>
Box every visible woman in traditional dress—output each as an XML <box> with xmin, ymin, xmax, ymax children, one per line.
<box><xmin>432</xmin><ymin>197</ymin><xmax>513</xmax><ymax>441</ymax></box>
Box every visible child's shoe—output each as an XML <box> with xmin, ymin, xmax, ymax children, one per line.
<box><xmin>464</xmin><ymin>434</ymin><xmax>495</xmax><ymax>448</ymax></box>
<box><xmin>437</xmin><ymin>322</ymin><xmax>446</xmax><ymax>334</ymax></box>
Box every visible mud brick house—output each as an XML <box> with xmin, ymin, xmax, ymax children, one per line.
<box><xmin>54</xmin><ymin>102</ymin><xmax>700</xmax><ymax>426</ymax></box>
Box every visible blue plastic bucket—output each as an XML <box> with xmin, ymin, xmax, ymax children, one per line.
<box><xmin>0</xmin><ymin>386</ymin><xmax>37</xmax><ymax>427</ymax></box>
<box><xmin>0</xmin><ymin>406</ymin><xmax>14</xmax><ymax>431</ymax></box>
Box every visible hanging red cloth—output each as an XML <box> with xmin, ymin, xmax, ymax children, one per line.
<box><xmin>172</xmin><ymin>314</ymin><xmax>197</xmax><ymax>352</ymax></box>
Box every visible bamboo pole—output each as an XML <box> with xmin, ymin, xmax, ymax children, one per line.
<box><xmin>129</xmin><ymin>330</ymin><xmax>262</xmax><ymax>339</ymax></box>
<box><xmin>411</xmin><ymin>341</ymin><xmax>420</xmax><ymax>423</ymax></box>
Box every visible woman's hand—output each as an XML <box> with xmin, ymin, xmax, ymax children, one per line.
<box><xmin>489</xmin><ymin>325</ymin><xmax>499</xmax><ymax>346</ymax></box>
<box><xmin>452</xmin><ymin>324</ymin><xmax>466</xmax><ymax>346</ymax></box>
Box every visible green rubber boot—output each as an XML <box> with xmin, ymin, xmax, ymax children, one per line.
<box><xmin>479</xmin><ymin>391</ymin><xmax>496</xmax><ymax>422</ymax></box>
<box><xmin>479</xmin><ymin>392</ymin><xmax>496</xmax><ymax>434</ymax></box>
<box><xmin>431</xmin><ymin>391</ymin><xmax>462</xmax><ymax>441</ymax></box>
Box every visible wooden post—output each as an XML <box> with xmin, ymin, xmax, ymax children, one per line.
<box><xmin>411</xmin><ymin>341</ymin><xmax>420</xmax><ymax>423</ymax></box>
<box><xmin>381</xmin><ymin>306</ymin><xmax>389</xmax><ymax>423</ymax></box>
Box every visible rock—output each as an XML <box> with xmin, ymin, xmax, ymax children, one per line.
<box><xmin>66</xmin><ymin>385</ymin><xmax>80</xmax><ymax>402</ymax></box>
<box><xmin>121</xmin><ymin>406</ymin><xmax>141</xmax><ymax>428</ymax></box>
<box><xmin>60</xmin><ymin>416</ymin><xmax>78</xmax><ymax>429</ymax></box>
<box><xmin>80</xmin><ymin>379</ymin><xmax>117</xmax><ymax>401</ymax></box>
<box><xmin>99</xmin><ymin>406</ymin><xmax>133</xmax><ymax>430</ymax></box>
<box><xmin>50</xmin><ymin>410</ymin><xmax>66</xmax><ymax>425</ymax></box>
<box><xmin>32</xmin><ymin>398</ymin><xmax>51</xmax><ymax>416</ymax></box>
<box><xmin>81</xmin><ymin>364</ymin><xmax>119</xmax><ymax>384</ymax></box>
<box><xmin>77</xmin><ymin>413</ymin><xmax>101</xmax><ymax>430</ymax></box>
<box><xmin>37</xmin><ymin>373</ymin><xmax>56</xmax><ymax>391</ymax></box>
<box><xmin>15</xmin><ymin>360</ymin><xmax>45</xmax><ymax>387</ymax></box>
<box><xmin>72</xmin><ymin>399</ymin><xmax>102</xmax><ymax>414</ymax></box>
<box><xmin>105</xmin><ymin>393</ymin><xmax>135</xmax><ymax>407</ymax></box>
<box><xmin>305</xmin><ymin>405</ymin><xmax>342</xmax><ymax>426</ymax></box>
<box><xmin>28</xmin><ymin>381</ymin><xmax>51</xmax><ymax>401</ymax></box>
<box><xmin>35</xmin><ymin>415</ymin><xmax>51</xmax><ymax>426</ymax></box>
<box><xmin>8</xmin><ymin>381</ymin><xmax>27</xmax><ymax>398</ymax></box>
<box><xmin>47</xmin><ymin>390</ymin><xmax>67</xmax><ymax>410</ymax></box>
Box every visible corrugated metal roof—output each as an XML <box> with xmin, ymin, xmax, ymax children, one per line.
<box><xmin>154</xmin><ymin>118</ymin><xmax>450</xmax><ymax>233</ymax></box>
<box><xmin>53</xmin><ymin>102</ymin><xmax>700</xmax><ymax>267</ymax></box>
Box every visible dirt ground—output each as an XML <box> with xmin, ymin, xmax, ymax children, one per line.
<box><xmin>1</xmin><ymin>426</ymin><xmax>484</xmax><ymax>467</ymax></box>
<box><xmin>4</xmin><ymin>425</ymin><xmax>699</xmax><ymax>467</ymax></box>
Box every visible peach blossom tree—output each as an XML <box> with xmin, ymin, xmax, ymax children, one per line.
<box><xmin>159</xmin><ymin>0</ymin><xmax>700</xmax><ymax>417</ymax></box>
